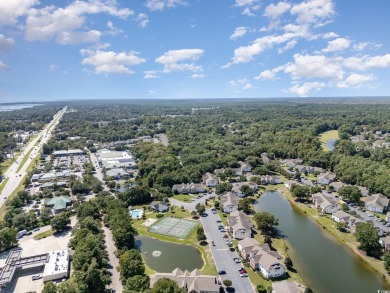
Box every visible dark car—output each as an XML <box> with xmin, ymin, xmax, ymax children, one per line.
<box><xmin>218</xmin><ymin>270</ymin><xmax>226</xmax><ymax>275</ymax></box>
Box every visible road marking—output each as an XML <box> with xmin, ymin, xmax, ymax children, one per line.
<box><xmin>217</xmin><ymin>248</ymin><xmax>229</xmax><ymax>251</ymax></box>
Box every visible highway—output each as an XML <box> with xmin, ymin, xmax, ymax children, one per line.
<box><xmin>0</xmin><ymin>107</ymin><xmax>67</xmax><ymax>208</ymax></box>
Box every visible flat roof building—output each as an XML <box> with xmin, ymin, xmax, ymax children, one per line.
<box><xmin>53</xmin><ymin>149</ymin><xmax>84</xmax><ymax>157</ymax></box>
<box><xmin>43</xmin><ymin>250</ymin><xmax>69</xmax><ymax>282</ymax></box>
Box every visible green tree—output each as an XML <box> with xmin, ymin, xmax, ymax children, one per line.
<box><xmin>57</xmin><ymin>279</ymin><xmax>81</xmax><ymax>293</ymax></box>
<box><xmin>341</xmin><ymin>203</ymin><xmax>350</xmax><ymax>212</ymax></box>
<box><xmin>195</xmin><ymin>203</ymin><xmax>206</xmax><ymax>215</ymax></box>
<box><xmin>355</xmin><ymin>222</ymin><xmax>382</xmax><ymax>258</ymax></box>
<box><xmin>81</xmin><ymin>258</ymin><xmax>106</xmax><ymax>293</ymax></box>
<box><xmin>215</xmin><ymin>182</ymin><xmax>233</xmax><ymax>195</ymax></box>
<box><xmin>40</xmin><ymin>207</ymin><xmax>53</xmax><ymax>224</ymax></box>
<box><xmin>42</xmin><ymin>281</ymin><xmax>57</xmax><ymax>293</ymax></box>
<box><xmin>223</xmin><ymin>279</ymin><xmax>232</xmax><ymax>288</ymax></box>
<box><xmin>50</xmin><ymin>213</ymin><xmax>70</xmax><ymax>233</ymax></box>
<box><xmin>384</xmin><ymin>253</ymin><xmax>390</xmax><ymax>274</ymax></box>
<box><xmin>125</xmin><ymin>275</ymin><xmax>150</xmax><ymax>292</ymax></box>
<box><xmin>336</xmin><ymin>221</ymin><xmax>348</xmax><ymax>232</ymax></box>
<box><xmin>239</xmin><ymin>198</ymin><xmax>253</xmax><ymax>214</ymax></box>
<box><xmin>338</xmin><ymin>186</ymin><xmax>362</xmax><ymax>203</ymax></box>
<box><xmin>239</xmin><ymin>184</ymin><xmax>253</xmax><ymax>197</ymax></box>
<box><xmin>284</xmin><ymin>256</ymin><xmax>293</xmax><ymax>269</ymax></box>
<box><xmin>152</xmin><ymin>278</ymin><xmax>186</xmax><ymax>293</ymax></box>
<box><xmin>119</xmin><ymin>249</ymin><xmax>145</xmax><ymax>282</ymax></box>
<box><xmin>304</xmin><ymin>288</ymin><xmax>313</xmax><ymax>293</ymax></box>
<box><xmin>0</xmin><ymin>227</ymin><xmax>17</xmax><ymax>252</ymax></box>
<box><xmin>196</xmin><ymin>226</ymin><xmax>206</xmax><ymax>242</ymax></box>
<box><xmin>253</xmin><ymin>212</ymin><xmax>279</xmax><ymax>236</ymax></box>
<box><xmin>291</xmin><ymin>185</ymin><xmax>310</xmax><ymax>201</ymax></box>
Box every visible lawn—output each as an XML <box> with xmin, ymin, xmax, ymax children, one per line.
<box><xmin>132</xmin><ymin>208</ymin><xmax>217</xmax><ymax>276</ymax></box>
<box><xmin>0</xmin><ymin>177</ymin><xmax>9</xmax><ymax>194</ymax></box>
<box><xmin>172</xmin><ymin>193</ymin><xmax>196</xmax><ymax>202</ymax></box>
<box><xmin>0</xmin><ymin>175</ymin><xmax>26</xmax><ymax>220</ymax></box>
<box><xmin>33</xmin><ymin>230</ymin><xmax>54</xmax><ymax>240</ymax></box>
<box><xmin>16</xmin><ymin>148</ymin><xmax>34</xmax><ymax>173</ymax></box>
<box><xmin>318</xmin><ymin>130</ymin><xmax>340</xmax><ymax>152</ymax></box>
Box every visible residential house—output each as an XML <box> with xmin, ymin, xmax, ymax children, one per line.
<box><xmin>331</xmin><ymin>210</ymin><xmax>351</xmax><ymax>223</ymax></box>
<box><xmin>202</xmin><ymin>173</ymin><xmax>219</xmax><ymax>187</ymax></box>
<box><xmin>358</xmin><ymin>186</ymin><xmax>370</xmax><ymax>197</ymax></box>
<box><xmin>227</xmin><ymin>211</ymin><xmax>254</xmax><ymax>239</ymax></box>
<box><xmin>386</xmin><ymin>212</ymin><xmax>390</xmax><ymax>223</ymax></box>
<box><xmin>220</xmin><ymin>192</ymin><xmax>240</xmax><ymax>214</ymax></box>
<box><xmin>239</xmin><ymin>161</ymin><xmax>252</xmax><ymax>173</ymax></box>
<box><xmin>330</xmin><ymin>181</ymin><xmax>344</xmax><ymax>192</ymax></box>
<box><xmin>301</xmin><ymin>178</ymin><xmax>315</xmax><ymax>187</ymax></box>
<box><xmin>280</xmin><ymin>158</ymin><xmax>303</xmax><ymax>168</ymax></box>
<box><xmin>44</xmin><ymin>196</ymin><xmax>72</xmax><ymax>213</ymax></box>
<box><xmin>295</xmin><ymin>165</ymin><xmax>315</xmax><ymax>174</ymax></box>
<box><xmin>31</xmin><ymin>174</ymin><xmax>41</xmax><ymax>182</ymax></box>
<box><xmin>317</xmin><ymin>172</ymin><xmax>337</xmax><ymax>185</ymax></box>
<box><xmin>285</xmin><ymin>180</ymin><xmax>299</xmax><ymax>190</ymax></box>
<box><xmin>272</xmin><ymin>280</ymin><xmax>301</xmax><ymax>293</ymax></box>
<box><xmin>150</xmin><ymin>201</ymin><xmax>169</xmax><ymax>213</ymax></box>
<box><xmin>149</xmin><ymin>268</ymin><xmax>220</xmax><ymax>293</ymax></box>
<box><xmin>231</xmin><ymin>182</ymin><xmax>258</xmax><ymax>197</ymax></box>
<box><xmin>259</xmin><ymin>175</ymin><xmax>282</xmax><ymax>185</ymax></box>
<box><xmin>365</xmin><ymin>194</ymin><xmax>390</xmax><ymax>213</ymax></box>
<box><xmin>261</xmin><ymin>153</ymin><xmax>270</xmax><ymax>164</ymax></box>
<box><xmin>250</xmin><ymin>251</ymin><xmax>286</xmax><ymax>279</ymax></box>
<box><xmin>214</xmin><ymin>168</ymin><xmax>225</xmax><ymax>175</ymax></box>
<box><xmin>238</xmin><ymin>238</ymin><xmax>271</xmax><ymax>260</ymax></box>
<box><xmin>380</xmin><ymin>236</ymin><xmax>390</xmax><ymax>252</ymax></box>
<box><xmin>312</xmin><ymin>192</ymin><xmax>339</xmax><ymax>214</ymax></box>
<box><xmin>172</xmin><ymin>183</ymin><xmax>206</xmax><ymax>194</ymax></box>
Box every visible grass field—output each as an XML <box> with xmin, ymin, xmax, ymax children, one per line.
<box><xmin>171</xmin><ymin>194</ymin><xmax>196</xmax><ymax>202</ymax></box>
<box><xmin>132</xmin><ymin>208</ymin><xmax>217</xmax><ymax>276</ymax></box>
<box><xmin>0</xmin><ymin>177</ymin><xmax>9</xmax><ymax>194</ymax></box>
<box><xmin>16</xmin><ymin>148</ymin><xmax>34</xmax><ymax>173</ymax></box>
<box><xmin>318</xmin><ymin>130</ymin><xmax>340</xmax><ymax>151</ymax></box>
<box><xmin>33</xmin><ymin>230</ymin><xmax>54</xmax><ymax>240</ymax></box>
<box><xmin>0</xmin><ymin>175</ymin><xmax>26</xmax><ymax>220</ymax></box>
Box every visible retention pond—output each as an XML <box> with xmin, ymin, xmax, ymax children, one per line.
<box><xmin>254</xmin><ymin>191</ymin><xmax>390</xmax><ymax>293</ymax></box>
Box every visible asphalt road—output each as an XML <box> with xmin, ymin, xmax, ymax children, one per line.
<box><xmin>0</xmin><ymin>107</ymin><xmax>67</xmax><ymax>208</ymax></box>
<box><xmin>350</xmin><ymin>206</ymin><xmax>390</xmax><ymax>233</ymax></box>
<box><xmin>103</xmin><ymin>226</ymin><xmax>123</xmax><ymax>293</ymax></box>
<box><xmin>201</xmin><ymin>208</ymin><xmax>255</xmax><ymax>293</ymax></box>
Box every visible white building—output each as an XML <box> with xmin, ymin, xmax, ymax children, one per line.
<box><xmin>365</xmin><ymin>194</ymin><xmax>389</xmax><ymax>213</ymax></box>
<box><xmin>312</xmin><ymin>192</ymin><xmax>339</xmax><ymax>214</ymax></box>
<box><xmin>43</xmin><ymin>250</ymin><xmax>69</xmax><ymax>282</ymax></box>
<box><xmin>227</xmin><ymin>211</ymin><xmax>254</xmax><ymax>239</ymax></box>
<box><xmin>202</xmin><ymin>172</ymin><xmax>219</xmax><ymax>187</ymax></box>
<box><xmin>220</xmin><ymin>192</ymin><xmax>239</xmax><ymax>213</ymax></box>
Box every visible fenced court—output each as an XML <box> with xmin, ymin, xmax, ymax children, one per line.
<box><xmin>149</xmin><ymin>217</ymin><xmax>198</xmax><ymax>239</ymax></box>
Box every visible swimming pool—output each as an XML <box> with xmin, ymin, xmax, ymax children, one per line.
<box><xmin>130</xmin><ymin>209</ymin><xmax>144</xmax><ymax>219</ymax></box>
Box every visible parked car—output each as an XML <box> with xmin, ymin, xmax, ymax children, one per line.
<box><xmin>240</xmin><ymin>273</ymin><xmax>248</xmax><ymax>277</ymax></box>
<box><xmin>233</xmin><ymin>258</ymin><xmax>240</xmax><ymax>263</ymax></box>
<box><xmin>32</xmin><ymin>275</ymin><xmax>41</xmax><ymax>280</ymax></box>
<box><xmin>33</xmin><ymin>227</ymin><xmax>40</xmax><ymax>232</ymax></box>
<box><xmin>218</xmin><ymin>270</ymin><xmax>226</xmax><ymax>275</ymax></box>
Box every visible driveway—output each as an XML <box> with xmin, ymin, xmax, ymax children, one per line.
<box><xmin>350</xmin><ymin>206</ymin><xmax>390</xmax><ymax>233</ymax></box>
<box><xmin>201</xmin><ymin>208</ymin><xmax>255</xmax><ymax>293</ymax></box>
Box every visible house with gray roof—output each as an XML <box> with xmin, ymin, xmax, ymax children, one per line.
<box><xmin>231</xmin><ymin>182</ymin><xmax>258</xmax><ymax>197</ymax></box>
<box><xmin>312</xmin><ymin>192</ymin><xmax>339</xmax><ymax>214</ymax></box>
<box><xmin>150</xmin><ymin>201</ymin><xmax>169</xmax><ymax>213</ymax></box>
<box><xmin>172</xmin><ymin>183</ymin><xmax>206</xmax><ymax>194</ymax></box>
<box><xmin>317</xmin><ymin>172</ymin><xmax>336</xmax><ymax>185</ymax></box>
<box><xmin>220</xmin><ymin>192</ymin><xmax>239</xmax><ymax>214</ymax></box>
<box><xmin>44</xmin><ymin>196</ymin><xmax>72</xmax><ymax>213</ymax></box>
<box><xmin>365</xmin><ymin>194</ymin><xmax>389</xmax><ymax>213</ymax></box>
<box><xmin>227</xmin><ymin>211</ymin><xmax>254</xmax><ymax>239</ymax></box>
<box><xmin>106</xmin><ymin>168</ymin><xmax>129</xmax><ymax>180</ymax></box>
<box><xmin>150</xmin><ymin>268</ymin><xmax>220</xmax><ymax>293</ymax></box>
<box><xmin>380</xmin><ymin>235</ymin><xmax>390</xmax><ymax>252</ymax></box>
<box><xmin>202</xmin><ymin>172</ymin><xmax>219</xmax><ymax>187</ymax></box>
<box><xmin>330</xmin><ymin>181</ymin><xmax>344</xmax><ymax>192</ymax></box>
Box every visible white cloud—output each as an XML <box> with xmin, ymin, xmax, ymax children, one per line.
<box><xmin>284</xmin><ymin>53</ymin><xmax>344</xmax><ymax>80</ymax></box>
<box><xmin>107</xmin><ymin>21</ymin><xmax>123</xmax><ymax>36</ymax></box>
<box><xmin>322</xmin><ymin>32</ymin><xmax>338</xmax><ymax>39</ymax></box>
<box><xmin>264</xmin><ymin>2</ymin><xmax>291</xmax><ymax>19</ymax></box>
<box><xmin>136</xmin><ymin>13</ymin><xmax>149</xmax><ymax>28</ymax></box>
<box><xmin>278</xmin><ymin>40</ymin><xmax>297</xmax><ymax>53</ymax></box>
<box><xmin>255</xmin><ymin>66</ymin><xmax>285</xmax><ymax>80</ymax></box>
<box><xmin>144</xmin><ymin>70</ymin><xmax>158</xmax><ymax>79</ymax></box>
<box><xmin>0</xmin><ymin>0</ymin><xmax>38</xmax><ymax>27</ymax></box>
<box><xmin>323</xmin><ymin>37</ymin><xmax>350</xmax><ymax>53</ymax></box>
<box><xmin>228</xmin><ymin>78</ymin><xmax>253</xmax><ymax>90</ymax></box>
<box><xmin>337</xmin><ymin>73</ymin><xmax>375</xmax><ymax>88</ymax></box>
<box><xmin>49</xmin><ymin>64</ymin><xmax>58</xmax><ymax>71</ymax></box>
<box><xmin>25</xmin><ymin>0</ymin><xmax>133</xmax><ymax>44</ymax></box>
<box><xmin>80</xmin><ymin>49</ymin><xmax>145</xmax><ymax>75</ymax></box>
<box><xmin>353</xmin><ymin>42</ymin><xmax>368</xmax><ymax>51</ymax></box>
<box><xmin>343</xmin><ymin>54</ymin><xmax>390</xmax><ymax>71</ymax></box>
<box><xmin>148</xmin><ymin>90</ymin><xmax>157</xmax><ymax>95</ymax></box>
<box><xmin>235</xmin><ymin>0</ymin><xmax>261</xmax><ymax>16</ymax></box>
<box><xmin>0</xmin><ymin>61</ymin><xmax>10</xmax><ymax>71</ymax></box>
<box><xmin>145</xmin><ymin>0</ymin><xmax>187</xmax><ymax>11</ymax></box>
<box><xmin>290</xmin><ymin>0</ymin><xmax>335</xmax><ymax>25</ymax></box>
<box><xmin>230</xmin><ymin>27</ymin><xmax>249</xmax><ymax>40</ymax></box>
<box><xmin>0</xmin><ymin>34</ymin><xmax>15</xmax><ymax>51</ymax></box>
<box><xmin>191</xmin><ymin>73</ymin><xmax>204</xmax><ymax>78</ymax></box>
<box><xmin>288</xmin><ymin>82</ymin><xmax>326</xmax><ymax>96</ymax></box>
<box><xmin>155</xmin><ymin>49</ymin><xmax>204</xmax><ymax>73</ymax></box>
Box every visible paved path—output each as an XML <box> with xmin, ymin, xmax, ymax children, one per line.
<box><xmin>201</xmin><ymin>208</ymin><xmax>255</xmax><ymax>293</ymax></box>
<box><xmin>0</xmin><ymin>107</ymin><xmax>66</xmax><ymax>207</ymax></box>
<box><xmin>169</xmin><ymin>192</ymin><xmax>217</xmax><ymax>211</ymax></box>
<box><xmin>103</xmin><ymin>225</ymin><xmax>122</xmax><ymax>293</ymax></box>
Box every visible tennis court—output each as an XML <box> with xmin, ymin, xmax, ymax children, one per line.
<box><xmin>149</xmin><ymin>217</ymin><xmax>198</xmax><ymax>239</ymax></box>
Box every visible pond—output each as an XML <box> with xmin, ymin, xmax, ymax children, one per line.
<box><xmin>325</xmin><ymin>139</ymin><xmax>336</xmax><ymax>151</ymax></box>
<box><xmin>0</xmin><ymin>103</ymin><xmax>43</xmax><ymax>112</ymax></box>
<box><xmin>135</xmin><ymin>235</ymin><xmax>204</xmax><ymax>272</ymax></box>
<box><xmin>254</xmin><ymin>191</ymin><xmax>390</xmax><ymax>293</ymax></box>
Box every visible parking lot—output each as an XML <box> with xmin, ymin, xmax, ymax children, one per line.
<box><xmin>201</xmin><ymin>208</ymin><xmax>255</xmax><ymax>293</ymax></box>
<box><xmin>0</xmin><ymin>218</ymin><xmax>75</xmax><ymax>293</ymax></box>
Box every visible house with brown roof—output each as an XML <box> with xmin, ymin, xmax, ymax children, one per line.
<box><xmin>227</xmin><ymin>211</ymin><xmax>254</xmax><ymax>239</ymax></box>
<box><xmin>149</xmin><ymin>268</ymin><xmax>220</xmax><ymax>293</ymax></box>
<box><xmin>312</xmin><ymin>192</ymin><xmax>339</xmax><ymax>214</ymax></box>
<box><xmin>220</xmin><ymin>192</ymin><xmax>240</xmax><ymax>214</ymax></box>
<box><xmin>172</xmin><ymin>183</ymin><xmax>206</xmax><ymax>194</ymax></box>
<box><xmin>250</xmin><ymin>249</ymin><xmax>286</xmax><ymax>279</ymax></box>
<box><xmin>202</xmin><ymin>173</ymin><xmax>219</xmax><ymax>187</ymax></box>
<box><xmin>238</xmin><ymin>238</ymin><xmax>271</xmax><ymax>260</ymax></box>
<box><xmin>365</xmin><ymin>194</ymin><xmax>389</xmax><ymax>213</ymax></box>
<box><xmin>380</xmin><ymin>236</ymin><xmax>390</xmax><ymax>252</ymax></box>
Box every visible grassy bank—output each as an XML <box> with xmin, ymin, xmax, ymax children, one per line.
<box><xmin>131</xmin><ymin>208</ymin><xmax>217</xmax><ymax>276</ymax></box>
<box><xmin>318</xmin><ymin>130</ymin><xmax>339</xmax><ymax>151</ymax></box>
<box><xmin>171</xmin><ymin>194</ymin><xmax>196</xmax><ymax>202</ymax></box>
<box><xmin>33</xmin><ymin>230</ymin><xmax>54</xmax><ymax>240</ymax></box>
<box><xmin>16</xmin><ymin>148</ymin><xmax>34</xmax><ymax>173</ymax></box>
<box><xmin>0</xmin><ymin>177</ymin><xmax>9</xmax><ymax>194</ymax></box>
<box><xmin>0</xmin><ymin>175</ymin><xmax>26</xmax><ymax>220</ymax></box>
<box><xmin>276</xmin><ymin>185</ymin><xmax>390</xmax><ymax>283</ymax></box>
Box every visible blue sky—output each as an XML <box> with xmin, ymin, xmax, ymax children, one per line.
<box><xmin>0</xmin><ymin>0</ymin><xmax>390</xmax><ymax>102</ymax></box>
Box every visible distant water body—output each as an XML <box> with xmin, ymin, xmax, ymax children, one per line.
<box><xmin>0</xmin><ymin>104</ymin><xmax>43</xmax><ymax>112</ymax></box>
